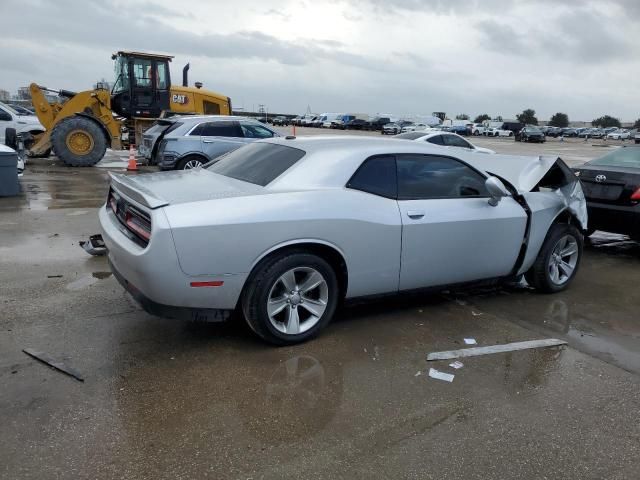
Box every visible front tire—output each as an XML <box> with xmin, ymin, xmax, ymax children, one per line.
<box><xmin>51</xmin><ymin>116</ymin><xmax>107</xmax><ymax>166</ymax></box>
<box><xmin>242</xmin><ymin>252</ymin><xmax>339</xmax><ymax>345</ymax></box>
<box><xmin>176</xmin><ymin>155</ymin><xmax>205</xmax><ymax>170</ymax></box>
<box><xmin>525</xmin><ymin>223</ymin><xmax>583</xmax><ymax>293</ymax></box>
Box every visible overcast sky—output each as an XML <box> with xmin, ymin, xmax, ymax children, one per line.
<box><xmin>1</xmin><ymin>0</ymin><xmax>639</xmax><ymax>121</ymax></box>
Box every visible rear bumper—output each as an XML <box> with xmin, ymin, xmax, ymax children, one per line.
<box><xmin>99</xmin><ymin>206</ymin><xmax>246</xmax><ymax>314</ymax></box>
<box><xmin>587</xmin><ymin>201</ymin><xmax>640</xmax><ymax>237</ymax></box>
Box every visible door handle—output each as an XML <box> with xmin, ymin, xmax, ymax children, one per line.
<box><xmin>203</xmin><ymin>139</ymin><xmax>215</xmax><ymax>143</ymax></box>
<box><xmin>407</xmin><ymin>210</ymin><xmax>425</xmax><ymax>219</ymax></box>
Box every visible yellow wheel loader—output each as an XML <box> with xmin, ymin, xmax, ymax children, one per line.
<box><xmin>29</xmin><ymin>51</ymin><xmax>232</xmax><ymax>166</ymax></box>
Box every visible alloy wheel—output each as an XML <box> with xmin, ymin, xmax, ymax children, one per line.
<box><xmin>183</xmin><ymin>159</ymin><xmax>203</xmax><ymax>169</ymax></box>
<box><xmin>267</xmin><ymin>267</ymin><xmax>329</xmax><ymax>335</ymax></box>
<box><xmin>547</xmin><ymin>235</ymin><xmax>579</xmax><ymax>286</ymax></box>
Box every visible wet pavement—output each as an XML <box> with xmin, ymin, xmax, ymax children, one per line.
<box><xmin>1</xmin><ymin>151</ymin><xmax>639</xmax><ymax>479</ymax></box>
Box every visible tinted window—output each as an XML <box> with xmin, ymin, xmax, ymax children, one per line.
<box><xmin>347</xmin><ymin>156</ymin><xmax>397</xmax><ymax>198</ymax></box>
<box><xmin>190</xmin><ymin>121</ymin><xmax>239</xmax><ymax>137</ymax></box>
<box><xmin>203</xmin><ymin>101</ymin><xmax>220</xmax><ymax>115</ymax></box>
<box><xmin>442</xmin><ymin>134</ymin><xmax>472</xmax><ymax>148</ymax></box>
<box><xmin>426</xmin><ymin>135</ymin><xmax>445</xmax><ymax>145</ymax></box>
<box><xmin>397</xmin><ymin>154</ymin><xmax>489</xmax><ymax>199</ymax></box>
<box><xmin>241</xmin><ymin>123</ymin><xmax>275</xmax><ymax>138</ymax></box>
<box><xmin>207</xmin><ymin>143</ymin><xmax>305</xmax><ymax>186</ymax></box>
<box><xmin>588</xmin><ymin>148</ymin><xmax>640</xmax><ymax>168</ymax></box>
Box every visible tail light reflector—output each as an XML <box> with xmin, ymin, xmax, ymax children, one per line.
<box><xmin>125</xmin><ymin>208</ymin><xmax>151</xmax><ymax>242</ymax></box>
<box><xmin>631</xmin><ymin>187</ymin><xmax>640</xmax><ymax>200</ymax></box>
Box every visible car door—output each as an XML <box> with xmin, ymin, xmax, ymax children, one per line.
<box><xmin>396</xmin><ymin>153</ymin><xmax>527</xmax><ymax>290</ymax></box>
<box><xmin>0</xmin><ymin>106</ymin><xmax>16</xmax><ymax>144</ymax></box>
<box><xmin>197</xmin><ymin>121</ymin><xmax>245</xmax><ymax>160</ymax></box>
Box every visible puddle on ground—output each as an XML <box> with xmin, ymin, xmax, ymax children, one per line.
<box><xmin>66</xmin><ymin>272</ymin><xmax>112</xmax><ymax>291</ymax></box>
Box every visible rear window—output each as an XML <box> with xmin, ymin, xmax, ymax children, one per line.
<box><xmin>588</xmin><ymin>148</ymin><xmax>640</xmax><ymax>168</ymax></box>
<box><xmin>206</xmin><ymin>143</ymin><xmax>305</xmax><ymax>186</ymax></box>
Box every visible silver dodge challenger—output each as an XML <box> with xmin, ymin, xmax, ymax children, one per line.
<box><xmin>99</xmin><ymin>136</ymin><xmax>587</xmax><ymax>345</ymax></box>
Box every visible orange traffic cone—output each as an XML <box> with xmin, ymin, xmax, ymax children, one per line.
<box><xmin>127</xmin><ymin>144</ymin><xmax>138</xmax><ymax>171</ymax></box>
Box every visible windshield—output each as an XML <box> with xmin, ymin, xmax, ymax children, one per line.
<box><xmin>527</xmin><ymin>128</ymin><xmax>542</xmax><ymax>133</ymax></box>
<box><xmin>112</xmin><ymin>55</ymin><xmax>130</xmax><ymax>93</ymax></box>
<box><xmin>1</xmin><ymin>103</ymin><xmax>19</xmax><ymax>115</ymax></box>
<box><xmin>207</xmin><ymin>142</ymin><xmax>306</xmax><ymax>186</ymax></box>
<box><xmin>588</xmin><ymin>148</ymin><xmax>640</xmax><ymax>168</ymax></box>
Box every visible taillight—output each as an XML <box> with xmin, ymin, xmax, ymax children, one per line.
<box><xmin>631</xmin><ymin>187</ymin><xmax>640</xmax><ymax>201</ymax></box>
<box><xmin>125</xmin><ymin>207</ymin><xmax>151</xmax><ymax>242</ymax></box>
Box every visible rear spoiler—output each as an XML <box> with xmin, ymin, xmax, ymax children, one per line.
<box><xmin>109</xmin><ymin>173</ymin><xmax>169</xmax><ymax>209</ymax></box>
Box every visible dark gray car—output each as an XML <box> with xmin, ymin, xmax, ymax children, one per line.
<box><xmin>141</xmin><ymin>115</ymin><xmax>280</xmax><ymax>170</ymax></box>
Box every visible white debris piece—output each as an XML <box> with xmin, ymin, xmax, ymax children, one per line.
<box><xmin>464</xmin><ymin>338</ymin><xmax>477</xmax><ymax>345</ymax></box>
<box><xmin>449</xmin><ymin>361</ymin><xmax>464</xmax><ymax>369</ymax></box>
<box><xmin>428</xmin><ymin>368</ymin><xmax>455</xmax><ymax>383</ymax></box>
<box><xmin>427</xmin><ymin>338</ymin><xmax>568</xmax><ymax>361</ymax></box>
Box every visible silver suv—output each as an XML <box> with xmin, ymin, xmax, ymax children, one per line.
<box><xmin>141</xmin><ymin>115</ymin><xmax>280</xmax><ymax>170</ymax></box>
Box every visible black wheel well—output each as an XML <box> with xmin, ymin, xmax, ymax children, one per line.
<box><xmin>553</xmin><ymin>210</ymin><xmax>580</xmax><ymax>228</ymax></box>
<box><xmin>247</xmin><ymin>243</ymin><xmax>348</xmax><ymax>299</ymax></box>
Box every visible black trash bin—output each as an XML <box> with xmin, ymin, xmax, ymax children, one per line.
<box><xmin>0</xmin><ymin>144</ymin><xmax>20</xmax><ymax>197</ymax></box>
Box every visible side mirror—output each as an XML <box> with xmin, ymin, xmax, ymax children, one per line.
<box><xmin>485</xmin><ymin>176</ymin><xmax>509</xmax><ymax>206</ymax></box>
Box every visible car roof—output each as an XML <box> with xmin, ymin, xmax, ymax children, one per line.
<box><xmin>169</xmin><ymin>115</ymin><xmax>250</xmax><ymax>123</ymax></box>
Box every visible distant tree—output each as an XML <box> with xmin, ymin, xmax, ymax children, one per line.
<box><xmin>549</xmin><ymin>112</ymin><xmax>569</xmax><ymax>128</ymax></box>
<box><xmin>455</xmin><ymin>113</ymin><xmax>470</xmax><ymax>120</ymax></box>
<box><xmin>493</xmin><ymin>115</ymin><xmax>503</xmax><ymax>122</ymax></box>
<box><xmin>516</xmin><ymin>109</ymin><xmax>538</xmax><ymax>125</ymax></box>
<box><xmin>592</xmin><ymin>115</ymin><xmax>621</xmax><ymax>128</ymax></box>
<box><xmin>473</xmin><ymin>113</ymin><xmax>491</xmax><ymax>123</ymax></box>
<box><xmin>634</xmin><ymin>118</ymin><xmax>640</xmax><ymax>129</ymax></box>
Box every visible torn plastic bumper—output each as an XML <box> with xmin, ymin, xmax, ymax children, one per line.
<box><xmin>80</xmin><ymin>234</ymin><xmax>108</xmax><ymax>256</ymax></box>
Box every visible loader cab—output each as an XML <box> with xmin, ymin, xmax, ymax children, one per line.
<box><xmin>110</xmin><ymin>51</ymin><xmax>172</xmax><ymax>118</ymax></box>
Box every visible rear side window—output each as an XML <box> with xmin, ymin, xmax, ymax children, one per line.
<box><xmin>442</xmin><ymin>134</ymin><xmax>472</xmax><ymax>148</ymax></box>
<box><xmin>207</xmin><ymin>143</ymin><xmax>305</xmax><ymax>186</ymax></box>
<box><xmin>190</xmin><ymin>121</ymin><xmax>240</xmax><ymax>137</ymax></box>
<box><xmin>426</xmin><ymin>135</ymin><xmax>445</xmax><ymax>145</ymax></box>
<box><xmin>397</xmin><ymin>154</ymin><xmax>489</xmax><ymax>199</ymax></box>
<box><xmin>241</xmin><ymin>123</ymin><xmax>275</xmax><ymax>138</ymax></box>
<box><xmin>347</xmin><ymin>156</ymin><xmax>397</xmax><ymax>198</ymax></box>
<box><xmin>395</xmin><ymin>132</ymin><xmax>426</xmax><ymax>140</ymax></box>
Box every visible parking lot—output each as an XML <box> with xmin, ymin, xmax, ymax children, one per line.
<box><xmin>1</xmin><ymin>132</ymin><xmax>639</xmax><ymax>479</ymax></box>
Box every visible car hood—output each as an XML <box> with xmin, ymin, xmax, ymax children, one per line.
<box><xmin>109</xmin><ymin>169</ymin><xmax>264</xmax><ymax>209</ymax></box>
<box><xmin>463</xmin><ymin>154</ymin><xmax>560</xmax><ymax>192</ymax></box>
<box><xmin>15</xmin><ymin>115</ymin><xmax>42</xmax><ymax>126</ymax></box>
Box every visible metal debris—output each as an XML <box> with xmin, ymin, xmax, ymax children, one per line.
<box><xmin>449</xmin><ymin>361</ymin><xmax>464</xmax><ymax>369</ymax></box>
<box><xmin>427</xmin><ymin>338</ymin><xmax>568</xmax><ymax>361</ymax></box>
<box><xmin>428</xmin><ymin>368</ymin><xmax>455</xmax><ymax>382</ymax></box>
<box><xmin>80</xmin><ymin>234</ymin><xmax>107</xmax><ymax>256</ymax></box>
<box><xmin>22</xmin><ymin>348</ymin><xmax>84</xmax><ymax>382</ymax></box>
<box><xmin>464</xmin><ymin>338</ymin><xmax>477</xmax><ymax>345</ymax></box>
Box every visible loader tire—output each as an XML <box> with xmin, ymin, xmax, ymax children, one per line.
<box><xmin>51</xmin><ymin>116</ymin><xmax>107</xmax><ymax>167</ymax></box>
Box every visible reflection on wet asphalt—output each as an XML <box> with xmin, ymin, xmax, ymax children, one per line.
<box><xmin>1</xmin><ymin>159</ymin><xmax>639</xmax><ymax>479</ymax></box>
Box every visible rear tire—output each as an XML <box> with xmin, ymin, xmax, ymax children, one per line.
<box><xmin>51</xmin><ymin>116</ymin><xmax>107</xmax><ymax>166</ymax></box>
<box><xmin>242</xmin><ymin>252</ymin><xmax>339</xmax><ymax>345</ymax></box>
<box><xmin>525</xmin><ymin>223</ymin><xmax>583</xmax><ymax>293</ymax></box>
<box><xmin>176</xmin><ymin>155</ymin><xmax>205</xmax><ymax>170</ymax></box>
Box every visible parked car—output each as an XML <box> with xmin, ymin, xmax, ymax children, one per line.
<box><xmin>561</xmin><ymin>128</ymin><xmax>578</xmax><ymax>137</ymax></box>
<box><xmin>516</xmin><ymin>126</ymin><xmax>546</xmax><ymax>143</ymax></box>
<box><xmin>544</xmin><ymin>127</ymin><xmax>563</xmax><ymax>138</ymax></box>
<box><xmin>401</xmin><ymin>123</ymin><xmax>428</xmax><ymax>133</ymax></box>
<box><xmin>394</xmin><ymin>131</ymin><xmax>495</xmax><ymax>154</ymax></box>
<box><xmin>606</xmin><ymin>129</ymin><xmax>631</xmax><ymax>140</ymax></box>
<box><xmin>636</xmin><ymin>132</ymin><xmax>640</xmax><ymax>144</ymax></box>
<box><xmin>485</xmin><ymin>126</ymin><xmax>514</xmax><ymax>137</ymax></box>
<box><xmin>272</xmin><ymin>116</ymin><xmax>290</xmax><ymax>126</ymax></box>
<box><xmin>366</xmin><ymin>117</ymin><xmax>394</xmax><ymax>131</ymax></box>
<box><xmin>345</xmin><ymin>118</ymin><xmax>369</xmax><ymax>130</ymax></box>
<box><xmin>573</xmin><ymin>146</ymin><xmax>640</xmax><ymax>239</ymax></box>
<box><xmin>100</xmin><ymin>137</ymin><xmax>586</xmax><ymax>345</ymax></box>
<box><xmin>142</xmin><ymin>115</ymin><xmax>279</xmax><ymax>170</ymax></box>
<box><xmin>0</xmin><ymin>101</ymin><xmax>46</xmax><ymax>152</ymax></box>
<box><xmin>382</xmin><ymin>121</ymin><xmax>413</xmax><ymax>135</ymax></box>
<box><xmin>579</xmin><ymin>128</ymin><xmax>604</xmax><ymax>139</ymax></box>
<box><xmin>7</xmin><ymin>104</ymin><xmax>34</xmax><ymax>116</ymax></box>
<box><xmin>471</xmin><ymin>123</ymin><xmax>487</xmax><ymax>136</ymax></box>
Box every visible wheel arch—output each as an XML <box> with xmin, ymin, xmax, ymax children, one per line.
<box><xmin>551</xmin><ymin>208</ymin><xmax>584</xmax><ymax>230</ymax></box>
<box><xmin>246</xmin><ymin>240</ymin><xmax>349</xmax><ymax>299</ymax></box>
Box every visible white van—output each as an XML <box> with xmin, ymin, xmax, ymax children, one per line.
<box><xmin>321</xmin><ymin>113</ymin><xmax>342</xmax><ymax>128</ymax></box>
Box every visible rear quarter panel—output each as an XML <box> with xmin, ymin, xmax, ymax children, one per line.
<box><xmin>163</xmin><ymin>189</ymin><xmax>402</xmax><ymax>298</ymax></box>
